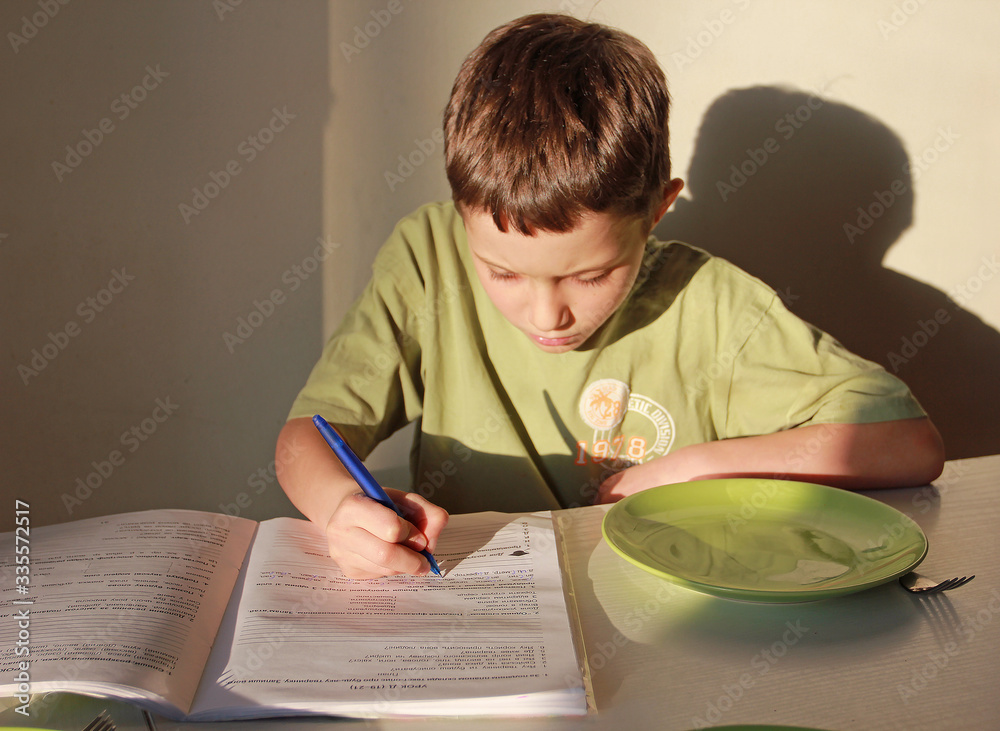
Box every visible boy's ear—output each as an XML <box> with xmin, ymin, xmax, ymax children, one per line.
<box><xmin>651</xmin><ymin>178</ymin><xmax>685</xmax><ymax>228</ymax></box>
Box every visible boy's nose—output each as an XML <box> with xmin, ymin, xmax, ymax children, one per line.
<box><xmin>529</xmin><ymin>286</ymin><xmax>571</xmax><ymax>333</ymax></box>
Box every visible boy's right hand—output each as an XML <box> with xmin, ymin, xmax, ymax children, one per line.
<box><xmin>323</xmin><ymin>487</ymin><xmax>449</xmax><ymax>580</ymax></box>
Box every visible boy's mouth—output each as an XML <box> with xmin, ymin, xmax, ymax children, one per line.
<box><xmin>530</xmin><ymin>333</ymin><xmax>579</xmax><ymax>349</ymax></box>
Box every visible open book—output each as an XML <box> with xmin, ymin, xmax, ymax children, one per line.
<box><xmin>0</xmin><ymin>509</ymin><xmax>586</xmax><ymax>720</ymax></box>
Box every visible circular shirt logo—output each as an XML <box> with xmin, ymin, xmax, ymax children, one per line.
<box><xmin>579</xmin><ymin>378</ymin><xmax>631</xmax><ymax>430</ymax></box>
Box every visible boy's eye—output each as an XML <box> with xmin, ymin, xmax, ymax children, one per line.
<box><xmin>488</xmin><ymin>269</ymin><xmax>518</xmax><ymax>282</ymax></box>
<box><xmin>485</xmin><ymin>268</ymin><xmax>610</xmax><ymax>285</ymax></box>
<box><xmin>576</xmin><ymin>271</ymin><xmax>611</xmax><ymax>287</ymax></box>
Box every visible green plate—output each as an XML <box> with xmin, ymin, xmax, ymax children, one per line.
<box><xmin>602</xmin><ymin>478</ymin><xmax>927</xmax><ymax>603</ymax></box>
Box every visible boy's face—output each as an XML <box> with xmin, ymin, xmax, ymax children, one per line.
<box><xmin>463</xmin><ymin>209</ymin><xmax>654</xmax><ymax>354</ymax></box>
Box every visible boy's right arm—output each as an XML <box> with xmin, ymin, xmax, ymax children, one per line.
<box><xmin>275</xmin><ymin>417</ymin><xmax>449</xmax><ymax>579</ymax></box>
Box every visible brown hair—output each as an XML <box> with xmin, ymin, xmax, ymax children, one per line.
<box><xmin>444</xmin><ymin>13</ymin><xmax>671</xmax><ymax>234</ymax></box>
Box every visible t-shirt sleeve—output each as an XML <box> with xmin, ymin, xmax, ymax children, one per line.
<box><xmin>286</xmin><ymin>233</ymin><xmax>425</xmax><ymax>460</ymax></box>
<box><xmin>721</xmin><ymin>289</ymin><xmax>926</xmax><ymax>438</ymax></box>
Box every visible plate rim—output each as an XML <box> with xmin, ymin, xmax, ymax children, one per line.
<box><xmin>601</xmin><ymin>477</ymin><xmax>928</xmax><ymax>601</ymax></box>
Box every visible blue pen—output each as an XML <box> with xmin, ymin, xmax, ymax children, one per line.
<box><xmin>312</xmin><ymin>414</ymin><xmax>442</xmax><ymax>576</ymax></box>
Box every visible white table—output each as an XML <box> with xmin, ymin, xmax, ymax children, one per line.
<box><xmin>555</xmin><ymin>453</ymin><xmax>1000</xmax><ymax>730</ymax></box>
<box><xmin>4</xmin><ymin>455</ymin><xmax>998</xmax><ymax>730</ymax></box>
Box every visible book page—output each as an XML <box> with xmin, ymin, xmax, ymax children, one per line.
<box><xmin>192</xmin><ymin>511</ymin><xmax>585</xmax><ymax>719</ymax></box>
<box><xmin>0</xmin><ymin>509</ymin><xmax>256</xmax><ymax>715</ymax></box>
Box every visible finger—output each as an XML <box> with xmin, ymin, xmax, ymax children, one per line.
<box><xmin>336</xmin><ymin>492</ymin><xmax>421</xmax><ymax>546</ymax></box>
<box><xmin>595</xmin><ymin>470</ymin><xmax>629</xmax><ymax>504</ymax></box>
<box><xmin>327</xmin><ymin>494</ymin><xmax>436</xmax><ymax>575</ymax></box>
<box><xmin>327</xmin><ymin>524</ymin><xmax>431</xmax><ymax>579</ymax></box>
<box><xmin>595</xmin><ymin>483</ymin><xmax>624</xmax><ymax>504</ymax></box>
<box><xmin>386</xmin><ymin>489</ymin><xmax>450</xmax><ymax>552</ymax></box>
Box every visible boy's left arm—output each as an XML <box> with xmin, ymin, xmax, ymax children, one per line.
<box><xmin>596</xmin><ymin>416</ymin><xmax>944</xmax><ymax>503</ymax></box>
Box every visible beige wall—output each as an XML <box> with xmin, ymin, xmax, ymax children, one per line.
<box><xmin>2</xmin><ymin>1</ymin><xmax>329</xmax><ymax>525</ymax></box>
<box><xmin>3</xmin><ymin>1</ymin><xmax>998</xmax><ymax>526</ymax></box>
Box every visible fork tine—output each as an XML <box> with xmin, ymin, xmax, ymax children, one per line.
<box><xmin>929</xmin><ymin>579</ymin><xmax>959</xmax><ymax>593</ymax></box>
<box><xmin>82</xmin><ymin>711</ymin><xmax>116</xmax><ymax>731</ymax></box>
<box><xmin>81</xmin><ymin>712</ymin><xmax>108</xmax><ymax>731</ymax></box>
<box><xmin>927</xmin><ymin>576</ymin><xmax>975</xmax><ymax>594</ymax></box>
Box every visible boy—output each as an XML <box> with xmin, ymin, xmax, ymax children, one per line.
<box><xmin>276</xmin><ymin>14</ymin><xmax>944</xmax><ymax>579</ymax></box>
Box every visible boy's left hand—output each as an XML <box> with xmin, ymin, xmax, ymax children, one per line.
<box><xmin>595</xmin><ymin>470</ymin><xmax>632</xmax><ymax>503</ymax></box>
<box><xmin>595</xmin><ymin>453</ymin><xmax>698</xmax><ymax>503</ymax></box>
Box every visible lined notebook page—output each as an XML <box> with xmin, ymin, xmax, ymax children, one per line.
<box><xmin>192</xmin><ymin>511</ymin><xmax>585</xmax><ymax>719</ymax></box>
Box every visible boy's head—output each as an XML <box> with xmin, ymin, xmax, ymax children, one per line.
<box><xmin>444</xmin><ymin>13</ymin><xmax>674</xmax><ymax>235</ymax></box>
<box><xmin>445</xmin><ymin>14</ymin><xmax>682</xmax><ymax>353</ymax></box>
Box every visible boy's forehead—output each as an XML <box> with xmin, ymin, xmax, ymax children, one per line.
<box><xmin>460</xmin><ymin>204</ymin><xmax>643</xmax><ymax>238</ymax></box>
<box><xmin>461</xmin><ymin>207</ymin><xmax>647</xmax><ymax>272</ymax></box>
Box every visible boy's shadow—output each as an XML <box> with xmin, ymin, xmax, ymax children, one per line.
<box><xmin>657</xmin><ymin>86</ymin><xmax>1000</xmax><ymax>460</ymax></box>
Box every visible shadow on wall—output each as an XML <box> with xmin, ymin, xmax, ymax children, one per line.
<box><xmin>657</xmin><ymin>86</ymin><xmax>1000</xmax><ymax>461</ymax></box>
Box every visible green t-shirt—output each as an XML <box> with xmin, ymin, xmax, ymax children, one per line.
<box><xmin>289</xmin><ymin>202</ymin><xmax>925</xmax><ymax>512</ymax></box>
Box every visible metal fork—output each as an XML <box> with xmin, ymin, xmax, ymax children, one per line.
<box><xmin>82</xmin><ymin>710</ymin><xmax>116</xmax><ymax>731</ymax></box>
<box><xmin>900</xmin><ymin>572</ymin><xmax>975</xmax><ymax>594</ymax></box>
